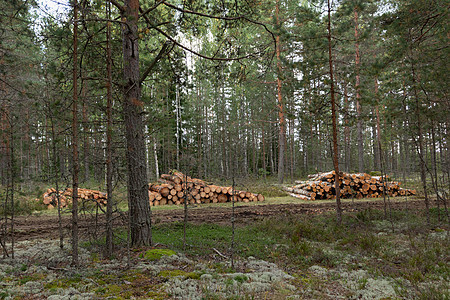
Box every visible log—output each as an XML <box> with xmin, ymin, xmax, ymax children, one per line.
<box><xmin>161</xmin><ymin>174</ymin><xmax>182</xmax><ymax>184</ymax></box>
<box><xmin>289</xmin><ymin>193</ymin><xmax>311</xmax><ymax>201</ymax></box>
<box><xmin>217</xmin><ymin>194</ymin><xmax>228</xmax><ymax>203</ymax></box>
<box><xmin>150</xmin><ymin>184</ymin><xmax>171</xmax><ymax>197</ymax></box>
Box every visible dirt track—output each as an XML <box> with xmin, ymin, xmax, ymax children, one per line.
<box><xmin>9</xmin><ymin>198</ymin><xmax>430</xmax><ymax>241</ymax></box>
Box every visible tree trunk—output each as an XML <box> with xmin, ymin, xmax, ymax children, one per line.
<box><xmin>410</xmin><ymin>50</ymin><xmax>430</xmax><ymax>224</ymax></box>
<box><xmin>344</xmin><ymin>84</ymin><xmax>350</xmax><ymax>172</ymax></box>
<box><xmin>121</xmin><ymin>0</ymin><xmax>152</xmax><ymax>246</ymax></box>
<box><xmin>71</xmin><ymin>0</ymin><xmax>79</xmax><ymax>266</ymax></box>
<box><xmin>374</xmin><ymin>78</ymin><xmax>381</xmax><ymax>171</ymax></box>
<box><xmin>153</xmin><ymin>135</ymin><xmax>159</xmax><ymax>180</ymax></box>
<box><xmin>327</xmin><ymin>0</ymin><xmax>342</xmax><ymax>224</ymax></box>
<box><xmin>261</xmin><ymin>96</ymin><xmax>267</xmax><ymax>179</ymax></box>
<box><xmin>289</xmin><ymin>101</ymin><xmax>294</xmax><ymax>183</ymax></box>
<box><xmin>105</xmin><ymin>0</ymin><xmax>114</xmax><ymax>258</ymax></box>
<box><xmin>276</xmin><ymin>0</ymin><xmax>286</xmax><ymax>184</ymax></box>
<box><xmin>176</xmin><ymin>87</ymin><xmax>180</xmax><ymax>171</ymax></box>
<box><xmin>82</xmin><ymin>72</ymin><xmax>89</xmax><ymax>183</ymax></box>
<box><xmin>354</xmin><ymin>7</ymin><xmax>364</xmax><ymax>172</ymax></box>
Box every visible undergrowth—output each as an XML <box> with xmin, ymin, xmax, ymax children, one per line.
<box><xmin>85</xmin><ymin>207</ymin><xmax>448</xmax><ymax>295</ymax></box>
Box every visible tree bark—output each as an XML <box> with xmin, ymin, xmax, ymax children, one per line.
<box><xmin>82</xmin><ymin>72</ymin><xmax>89</xmax><ymax>183</ymax></box>
<box><xmin>276</xmin><ymin>0</ymin><xmax>286</xmax><ymax>184</ymax></box>
<box><xmin>344</xmin><ymin>84</ymin><xmax>350</xmax><ymax>172</ymax></box>
<box><xmin>327</xmin><ymin>0</ymin><xmax>342</xmax><ymax>224</ymax></box>
<box><xmin>71</xmin><ymin>0</ymin><xmax>79</xmax><ymax>266</ymax></box>
<box><xmin>374</xmin><ymin>78</ymin><xmax>381</xmax><ymax>171</ymax></box>
<box><xmin>354</xmin><ymin>7</ymin><xmax>364</xmax><ymax>172</ymax></box>
<box><xmin>121</xmin><ymin>0</ymin><xmax>152</xmax><ymax>246</ymax></box>
<box><xmin>105</xmin><ymin>0</ymin><xmax>114</xmax><ymax>258</ymax></box>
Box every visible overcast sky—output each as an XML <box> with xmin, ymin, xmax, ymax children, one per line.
<box><xmin>36</xmin><ymin>0</ymin><xmax>69</xmax><ymax>17</ymax></box>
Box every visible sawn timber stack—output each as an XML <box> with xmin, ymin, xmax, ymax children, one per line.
<box><xmin>149</xmin><ymin>171</ymin><xmax>265</xmax><ymax>206</ymax></box>
<box><xmin>283</xmin><ymin>171</ymin><xmax>416</xmax><ymax>201</ymax></box>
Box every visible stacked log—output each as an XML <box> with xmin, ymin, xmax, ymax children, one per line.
<box><xmin>284</xmin><ymin>171</ymin><xmax>416</xmax><ymax>201</ymax></box>
<box><xmin>42</xmin><ymin>188</ymin><xmax>107</xmax><ymax>209</ymax></box>
<box><xmin>42</xmin><ymin>172</ymin><xmax>265</xmax><ymax>208</ymax></box>
<box><xmin>148</xmin><ymin>171</ymin><xmax>265</xmax><ymax>206</ymax></box>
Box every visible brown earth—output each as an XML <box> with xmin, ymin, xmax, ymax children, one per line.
<box><xmin>9</xmin><ymin>198</ymin><xmax>431</xmax><ymax>241</ymax></box>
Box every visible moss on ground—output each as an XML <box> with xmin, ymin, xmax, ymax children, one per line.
<box><xmin>139</xmin><ymin>248</ymin><xmax>176</xmax><ymax>261</ymax></box>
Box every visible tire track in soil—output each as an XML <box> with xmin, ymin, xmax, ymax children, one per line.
<box><xmin>10</xmin><ymin>199</ymin><xmax>427</xmax><ymax>241</ymax></box>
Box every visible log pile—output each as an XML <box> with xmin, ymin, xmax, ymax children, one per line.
<box><xmin>42</xmin><ymin>188</ymin><xmax>107</xmax><ymax>209</ymax></box>
<box><xmin>148</xmin><ymin>171</ymin><xmax>265</xmax><ymax>206</ymax></box>
<box><xmin>41</xmin><ymin>172</ymin><xmax>265</xmax><ymax>208</ymax></box>
<box><xmin>283</xmin><ymin>171</ymin><xmax>416</xmax><ymax>201</ymax></box>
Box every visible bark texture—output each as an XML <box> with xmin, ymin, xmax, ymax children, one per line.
<box><xmin>122</xmin><ymin>0</ymin><xmax>152</xmax><ymax>246</ymax></box>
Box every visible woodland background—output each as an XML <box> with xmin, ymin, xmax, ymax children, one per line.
<box><xmin>0</xmin><ymin>0</ymin><xmax>448</xmax><ymax>247</ymax></box>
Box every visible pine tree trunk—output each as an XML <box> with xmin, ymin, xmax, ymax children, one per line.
<box><xmin>71</xmin><ymin>0</ymin><xmax>79</xmax><ymax>266</ymax></box>
<box><xmin>344</xmin><ymin>84</ymin><xmax>350</xmax><ymax>172</ymax></box>
<box><xmin>105</xmin><ymin>0</ymin><xmax>114</xmax><ymax>258</ymax></box>
<box><xmin>354</xmin><ymin>7</ymin><xmax>364</xmax><ymax>172</ymax></box>
<box><xmin>410</xmin><ymin>50</ymin><xmax>430</xmax><ymax>224</ymax></box>
<box><xmin>121</xmin><ymin>0</ymin><xmax>152</xmax><ymax>246</ymax></box>
<box><xmin>82</xmin><ymin>72</ymin><xmax>89</xmax><ymax>183</ymax></box>
<box><xmin>276</xmin><ymin>0</ymin><xmax>286</xmax><ymax>184</ymax></box>
<box><xmin>327</xmin><ymin>0</ymin><xmax>342</xmax><ymax>224</ymax></box>
<box><xmin>374</xmin><ymin>78</ymin><xmax>381</xmax><ymax>171</ymax></box>
<box><xmin>261</xmin><ymin>96</ymin><xmax>267</xmax><ymax>179</ymax></box>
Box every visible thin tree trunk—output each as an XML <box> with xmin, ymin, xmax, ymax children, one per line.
<box><xmin>203</xmin><ymin>102</ymin><xmax>209</xmax><ymax>178</ymax></box>
<box><xmin>344</xmin><ymin>84</ymin><xmax>350</xmax><ymax>173</ymax></box>
<box><xmin>374</xmin><ymin>78</ymin><xmax>381</xmax><ymax>171</ymax></box>
<box><xmin>153</xmin><ymin>135</ymin><xmax>159</xmax><ymax>180</ymax></box>
<box><xmin>176</xmin><ymin>87</ymin><xmax>180</xmax><ymax>171</ymax></box>
<box><xmin>71</xmin><ymin>0</ymin><xmax>79</xmax><ymax>266</ymax></box>
<box><xmin>327</xmin><ymin>0</ymin><xmax>342</xmax><ymax>224</ymax></box>
<box><xmin>105</xmin><ymin>0</ymin><xmax>114</xmax><ymax>258</ymax></box>
<box><xmin>276</xmin><ymin>0</ymin><xmax>286</xmax><ymax>184</ymax></box>
<box><xmin>289</xmin><ymin>102</ymin><xmax>294</xmax><ymax>183</ymax></box>
<box><xmin>261</xmin><ymin>96</ymin><xmax>267</xmax><ymax>179</ymax></box>
<box><xmin>410</xmin><ymin>51</ymin><xmax>430</xmax><ymax>225</ymax></box>
<box><xmin>354</xmin><ymin>7</ymin><xmax>364</xmax><ymax>172</ymax></box>
<box><xmin>82</xmin><ymin>73</ymin><xmax>89</xmax><ymax>183</ymax></box>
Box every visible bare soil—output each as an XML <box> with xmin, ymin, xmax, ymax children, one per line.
<box><xmin>10</xmin><ymin>198</ymin><xmax>429</xmax><ymax>242</ymax></box>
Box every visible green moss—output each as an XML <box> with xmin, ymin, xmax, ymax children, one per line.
<box><xmin>159</xmin><ymin>269</ymin><xmax>187</xmax><ymax>278</ymax></box>
<box><xmin>158</xmin><ymin>269</ymin><xmax>201</xmax><ymax>280</ymax></box>
<box><xmin>140</xmin><ymin>248</ymin><xmax>176</xmax><ymax>261</ymax></box>
<box><xmin>44</xmin><ymin>276</ymin><xmax>83</xmax><ymax>290</ymax></box>
<box><xmin>106</xmin><ymin>284</ymin><xmax>122</xmax><ymax>294</ymax></box>
<box><xmin>233</xmin><ymin>274</ymin><xmax>249</xmax><ymax>283</ymax></box>
<box><xmin>19</xmin><ymin>273</ymin><xmax>46</xmax><ymax>285</ymax></box>
<box><xmin>185</xmin><ymin>272</ymin><xmax>201</xmax><ymax>280</ymax></box>
<box><xmin>146</xmin><ymin>291</ymin><xmax>168</xmax><ymax>300</ymax></box>
<box><xmin>210</xmin><ymin>262</ymin><xmax>233</xmax><ymax>274</ymax></box>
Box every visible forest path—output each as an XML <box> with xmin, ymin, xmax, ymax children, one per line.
<box><xmin>11</xmin><ymin>198</ymin><xmax>427</xmax><ymax>241</ymax></box>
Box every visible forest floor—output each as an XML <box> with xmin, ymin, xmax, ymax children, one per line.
<box><xmin>12</xmin><ymin>197</ymin><xmax>431</xmax><ymax>241</ymax></box>
<box><xmin>1</xmin><ymin>196</ymin><xmax>449</xmax><ymax>299</ymax></box>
